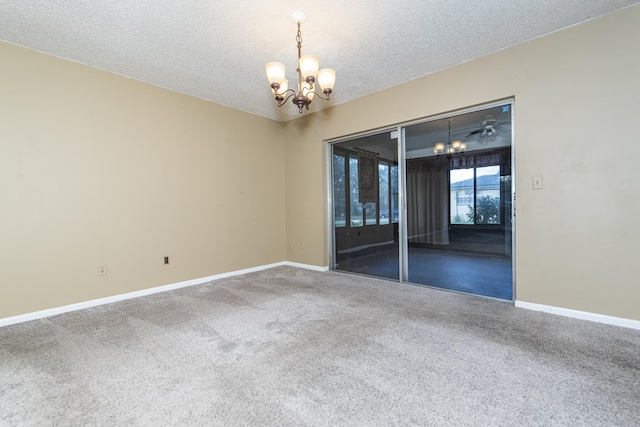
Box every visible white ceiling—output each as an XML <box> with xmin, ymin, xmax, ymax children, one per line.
<box><xmin>2</xmin><ymin>0</ymin><xmax>639</xmax><ymax>122</ymax></box>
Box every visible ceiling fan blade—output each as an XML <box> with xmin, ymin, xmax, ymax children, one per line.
<box><xmin>464</xmin><ymin>129</ymin><xmax>483</xmax><ymax>139</ymax></box>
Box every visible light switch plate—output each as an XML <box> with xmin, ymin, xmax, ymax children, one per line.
<box><xmin>532</xmin><ymin>176</ymin><xmax>543</xmax><ymax>190</ymax></box>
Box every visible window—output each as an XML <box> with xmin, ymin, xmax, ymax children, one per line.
<box><xmin>332</xmin><ymin>149</ymin><xmax>398</xmax><ymax>228</ymax></box>
<box><xmin>333</xmin><ymin>154</ymin><xmax>346</xmax><ymax>227</ymax></box>
<box><xmin>450</xmin><ymin>165</ymin><xmax>501</xmax><ymax>225</ymax></box>
<box><xmin>349</xmin><ymin>157</ymin><xmax>364</xmax><ymax>227</ymax></box>
<box><xmin>379</xmin><ymin>162</ymin><xmax>390</xmax><ymax>225</ymax></box>
<box><xmin>391</xmin><ymin>165</ymin><xmax>399</xmax><ymax>223</ymax></box>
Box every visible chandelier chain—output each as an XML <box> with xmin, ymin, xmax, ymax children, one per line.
<box><xmin>296</xmin><ymin>23</ymin><xmax>303</xmax><ymax>63</ymax></box>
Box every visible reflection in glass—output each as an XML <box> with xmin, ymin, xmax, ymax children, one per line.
<box><xmin>475</xmin><ymin>166</ymin><xmax>500</xmax><ymax>224</ymax></box>
<box><xmin>331</xmin><ymin>103</ymin><xmax>513</xmax><ymax>301</ymax></box>
<box><xmin>349</xmin><ymin>157</ymin><xmax>363</xmax><ymax>227</ymax></box>
<box><xmin>405</xmin><ymin>104</ymin><xmax>513</xmax><ymax>300</ymax></box>
<box><xmin>450</xmin><ymin>166</ymin><xmax>501</xmax><ymax>225</ymax></box>
<box><xmin>333</xmin><ymin>154</ymin><xmax>346</xmax><ymax>228</ymax></box>
<box><xmin>332</xmin><ymin>131</ymin><xmax>399</xmax><ymax>280</ymax></box>
<box><xmin>379</xmin><ymin>163</ymin><xmax>390</xmax><ymax>225</ymax></box>
<box><xmin>391</xmin><ymin>165</ymin><xmax>398</xmax><ymax>223</ymax></box>
<box><xmin>450</xmin><ymin>168</ymin><xmax>474</xmax><ymax>224</ymax></box>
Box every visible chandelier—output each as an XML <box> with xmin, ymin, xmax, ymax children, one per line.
<box><xmin>434</xmin><ymin>119</ymin><xmax>466</xmax><ymax>155</ymax></box>
<box><xmin>434</xmin><ymin>140</ymin><xmax>466</xmax><ymax>155</ymax></box>
<box><xmin>265</xmin><ymin>11</ymin><xmax>336</xmax><ymax>114</ymax></box>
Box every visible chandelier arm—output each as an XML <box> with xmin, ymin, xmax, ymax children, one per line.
<box><xmin>274</xmin><ymin>88</ymin><xmax>297</xmax><ymax>98</ymax></box>
<box><xmin>304</xmin><ymin>89</ymin><xmax>333</xmax><ymax>101</ymax></box>
<box><xmin>276</xmin><ymin>91</ymin><xmax>297</xmax><ymax>107</ymax></box>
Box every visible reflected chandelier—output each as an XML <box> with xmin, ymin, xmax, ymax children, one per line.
<box><xmin>434</xmin><ymin>119</ymin><xmax>467</xmax><ymax>155</ymax></box>
<box><xmin>265</xmin><ymin>11</ymin><xmax>336</xmax><ymax>114</ymax></box>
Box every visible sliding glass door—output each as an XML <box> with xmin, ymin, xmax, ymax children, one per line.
<box><xmin>330</xmin><ymin>102</ymin><xmax>513</xmax><ymax>300</ymax></box>
<box><xmin>331</xmin><ymin>131</ymin><xmax>400</xmax><ymax>280</ymax></box>
<box><xmin>404</xmin><ymin>104</ymin><xmax>513</xmax><ymax>299</ymax></box>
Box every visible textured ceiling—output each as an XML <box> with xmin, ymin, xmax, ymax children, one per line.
<box><xmin>1</xmin><ymin>0</ymin><xmax>639</xmax><ymax>122</ymax></box>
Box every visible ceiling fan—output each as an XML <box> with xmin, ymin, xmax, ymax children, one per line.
<box><xmin>464</xmin><ymin>117</ymin><xmax>509</xmax><ymax>140</ymax></box>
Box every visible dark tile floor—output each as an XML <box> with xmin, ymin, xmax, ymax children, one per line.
<box><xmin>336</xmin><ymin>247</ymin><xmax>513</xmax><ymax>300</ymax></box>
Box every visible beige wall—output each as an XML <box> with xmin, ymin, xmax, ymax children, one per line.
<box><xmin>284</xmin><ymin>6</ymin><xmax>640</xmax><ymax>321</ymax></box>
<box><xmin>0</xmin><ymin>42</ymin><xmax>286</xmax><ymax>319</ymax></box>
<box><xmin>2</xmin><ymin>6</ymin><xmax>639</xmax><ymax>323</ymax></box>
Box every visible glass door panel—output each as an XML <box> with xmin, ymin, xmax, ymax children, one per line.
<box><xmin>332</xmin><ymin>131</ymin><xmax>399</xmax><ymax>280</ymax></box>
<box><xmin>403</xmin><ymin>104</ymin><xmax>513</xmax><ymax>300</ymax></box>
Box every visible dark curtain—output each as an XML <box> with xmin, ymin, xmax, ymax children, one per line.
<box><xmin>358</xmin><ymin>153</ymin><xmax>378</xmax><ymax>203</ymax></box>
<box><xmin>406</xmin><ymin>156</ymin><xmax>450</xmax><ymax>245</ymax></box>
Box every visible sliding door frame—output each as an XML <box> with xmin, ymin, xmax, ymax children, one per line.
<box><xmin>326</xmin><ymin>127</ymin><xmax>400</xmax><ymax>271</ymax></box>
<box><xmin>398</xmin><ymin>126</ymin><xmax>408</xmax><ymax>282</ymax></box>
<box><xmin>326</xmin><ymin>98</ymin><xmax>516</xmax><ymax>301</ymax></box>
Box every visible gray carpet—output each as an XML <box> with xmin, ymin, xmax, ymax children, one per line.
<box><xmin>1</xmin><ymin>267</ymin><xmax>639</xmax><ymax>426</ymax></box>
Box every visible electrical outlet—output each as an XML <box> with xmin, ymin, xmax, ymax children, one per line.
<box><xmin>98</xmin><ymin>264</ymin><xmax>107</xmax><ymax>276</ymax></box>
<box><xmin>164</xmin><ymin>256</ymin><xmax>170</xmax><ymax>265</ymax></box>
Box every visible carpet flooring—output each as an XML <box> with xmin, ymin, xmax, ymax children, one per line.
<box><xmin>1</xmin><ymin>267</ymin><xmax>639</xmax><ymax>426</ymax></box>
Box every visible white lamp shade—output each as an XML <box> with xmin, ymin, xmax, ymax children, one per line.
<box><xmin>300</xmin><ymin>82</ymin><xmax>315</xmax><ymax>100</ymax></box>
<box><xmin>317</xmin><ymin>68</ymin><xmax>336</xmax><ymax>91</ymax></box>
<box><xmin>452</xmin><ymin>140</ymin><xmax>462</xmax><ymax>150</ymax></box>
<box><xmin>271</xmin><ymin>78</ymin><xmax>288</xmax><ymax>95</ymax></box>
<box><xmin>266</xmin><ymin>62</ymin><xmax>286</xmax><ymax>85</ymax></box>
<box><xmin>298</xmin><ymin>55</ymin><xmax>319</xmax><ymax>79</ymax></box>
<box><xmin>434</xmin><ymin>142</ymin><xmax>445</xmax><ymax>153</ymax></box>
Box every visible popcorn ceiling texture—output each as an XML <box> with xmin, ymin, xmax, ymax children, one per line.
<box><xmin>1</xmin><ymin>0</ymin><xmax>639</xmax><ymax>121</ymax></box>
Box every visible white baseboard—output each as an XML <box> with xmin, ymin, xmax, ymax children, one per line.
<box><xmin>0</xmin><ymin>261</ymin><xmax>329</xmax><ymax>328</ymax></box>
<box><xmin>515</xmin><ymin>300</ymin><xmax>640</xmax><ymax>330</ymax></box>
<box><xmin>17</xmin><ymin>265</ymin><xmax>637</xmax><ymax>331</ymax></box>
<box><xmin>282</xmin><ymin>261</ymin><xmax>329</xmax><ymax>272</ymax></box>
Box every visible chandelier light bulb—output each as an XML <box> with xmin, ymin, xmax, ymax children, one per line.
<box><xmin>318</xmin><ymin>68</ymin><xmax>336</xmax><ymax>91</ymax></box>
<box><xmin>299</xmin><ymin>55</ymin><xmax>319</xmax><ymax>80</ymax></box>
<box><xmin>266</xmin><ymin>62</ymin><xmax>286</xmax><ymax>85</ymax></box>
